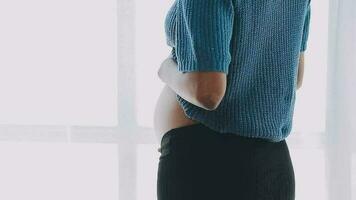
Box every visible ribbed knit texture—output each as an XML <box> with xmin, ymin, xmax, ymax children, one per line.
<box><xmin>164</xmin><ymin>0</ymin><xmax>312</xmax><ymax>142</ymax></box>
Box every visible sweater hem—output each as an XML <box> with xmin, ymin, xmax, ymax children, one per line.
<box><xmin>176</xmin><ymin>94</ymin><xmax>288</xmax><ymax>143</ymax></box>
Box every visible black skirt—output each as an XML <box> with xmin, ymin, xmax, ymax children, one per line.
<box><xmin>157</xmin><ymin>123</ymin><xmax>295</xmax><ymax>200</ymax></box>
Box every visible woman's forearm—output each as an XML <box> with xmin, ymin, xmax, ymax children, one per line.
<box><xmin>297</xmin><ymin>52</ymin><xmax>305</xmax><ymax>90</ymax></box>
<box><xmin>157</xmin><ymin>56</ymin><xmax>209</xmax><ymax>109</ymax></box>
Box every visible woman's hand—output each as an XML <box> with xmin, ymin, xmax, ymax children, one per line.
<box><xmin>157</xmin><ymin>53</ymin><xmax>175</xmax><ymax>83</ymax></box>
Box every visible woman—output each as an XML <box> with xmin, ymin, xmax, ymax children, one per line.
<box><xmin>154</xmin><ymin>0</ymin><xmax>311</xmax><ymax>199</ymax></box>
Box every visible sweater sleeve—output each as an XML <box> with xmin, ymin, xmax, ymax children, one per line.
<box><xmin>300</xmin><ymin>0</ymin><xmax>311</xmax><ymax>52</ymax></box>
<box><xmin>175</xmin><ymin>0</ymin><xmax>234</xmax><ymax>74</ymax></box>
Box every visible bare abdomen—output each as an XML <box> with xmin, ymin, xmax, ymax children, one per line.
<box><xmin>153</xmin><ymin>84</ymin><xmax>199</xmax><ymax>144</ymax></box>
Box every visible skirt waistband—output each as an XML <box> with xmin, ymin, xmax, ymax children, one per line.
<box><xmin>157</xmin><ymin>123</ymin><xmax>286</xmax><ymax>154</ymax></box>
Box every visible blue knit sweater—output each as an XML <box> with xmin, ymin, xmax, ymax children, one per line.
<box><xmin>164</xmin><ymin>0</ymin><xmax>311</xmax><ymax>142</ymax></box>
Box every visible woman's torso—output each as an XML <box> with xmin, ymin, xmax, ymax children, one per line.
<box><xmin>153</xmin><ymin>1</ymin><xmax>199</xmax><ymax>144</ymax></box>
<box><xmin>153</xmin><ymin>84</ymin><xmax>200</xmax><ymax>144</ymax></box>
<box><xmin>155</xmin><ymin>0</ymin><xmax>310</xmax><ymax>142</ymax></box>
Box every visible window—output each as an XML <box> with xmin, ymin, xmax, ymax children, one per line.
<box><xmin>0</xmin><ymin>0</ymin><xmax>355</xmax><ymax>199</ymax></box>
<box><xmin>0</xmin><ymin>0</ymin><xmax>118</xmax><ymax>126</ymax></box>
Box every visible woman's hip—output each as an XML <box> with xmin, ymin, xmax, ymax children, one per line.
<box><xmin>157</xmin><ymin>122</ymin><xmax>295</xmax><ymax>199</ymax></box>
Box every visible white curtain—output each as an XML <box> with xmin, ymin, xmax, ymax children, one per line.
<box><xmin>325</xmin><ymin>0</ymin><xmax>356</xmax><ymax>199</ymax></box>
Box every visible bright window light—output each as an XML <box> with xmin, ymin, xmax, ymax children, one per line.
<box><xmin>0</xmin><ymin>0</ymin><xmax>118</xmax><ymax>126</ymax></box>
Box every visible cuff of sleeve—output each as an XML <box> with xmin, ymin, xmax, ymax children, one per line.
<box><xmin>177</xmin><ymin>56</ymin><xmax>231</xmax><ymax>74</ymax></box>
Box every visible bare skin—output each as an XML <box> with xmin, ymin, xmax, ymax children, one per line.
<box><xmin>153</xmin><ymin>52</ymin><xmax>305</xmax><ymax>144</ymax></box>
<box><xmin>297</xmin><ymin>52</ymin><xmax>305</xmax><ymax>89</ymax></box>
<box><xmin>153</xmin><ymin>84</ymin><xmax>200</xmax><ymax>143</ymax></box>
